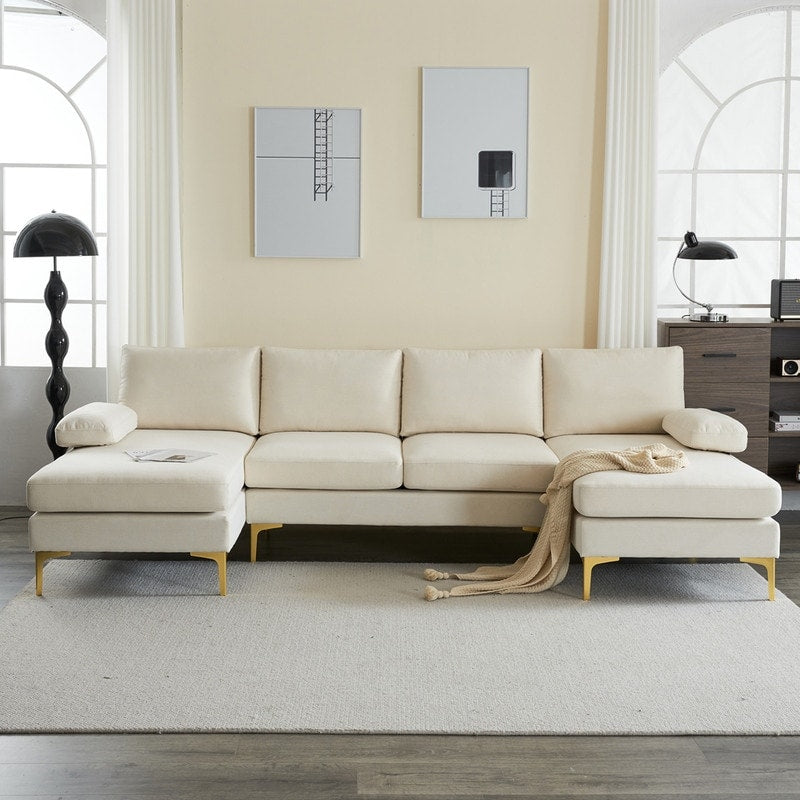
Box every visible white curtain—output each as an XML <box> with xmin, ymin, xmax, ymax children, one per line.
<box><xmin>107</xmin><ymin>0</ymin><xmax>184</xmax><ymax>400</ymax></box>
<box><xmin>597</xmin><ymin>0</ymin><xmax>659</xmax><ymax>348</ymax></box>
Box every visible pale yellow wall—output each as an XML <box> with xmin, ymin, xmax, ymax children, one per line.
<box><xmin>181</xmin><ymin>0</ymin><xmax>607</xmax><ymax>349</ymax></box>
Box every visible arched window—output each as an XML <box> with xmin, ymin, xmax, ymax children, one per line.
<box><xmin>0</xmin><ymin>0</ymin><xmax>106</xmax><ymax>366</ymax></box>
<box><xmin>657</xmin><ymin>7</ymin><xmax>800</xmax><ymax>319</ymax></box>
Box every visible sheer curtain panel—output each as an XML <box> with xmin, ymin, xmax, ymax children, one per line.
<box><xmin>597</xmin><ymin>0</ymin><xmax>659</xmax><ymax>348</ymax></box>
<box><xmin>107</xmin><ymin>0</ymin><xmax>184</xmax><ymax>400</ymax></box>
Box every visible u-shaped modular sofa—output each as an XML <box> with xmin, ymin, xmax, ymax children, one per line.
<box><xmin>26</xmin><ymin>345</ymin><xmax>782</xmax><ymax>599</ymax></box>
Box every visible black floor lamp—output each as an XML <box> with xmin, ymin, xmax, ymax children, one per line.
<box><xmin>13</xmin><ymin>211</ymin><xmax>99</xmax><ymax>459</ymax></box>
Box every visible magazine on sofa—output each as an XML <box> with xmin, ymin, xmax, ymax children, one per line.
<box><xmin>125</xmin><ymin>449</ymin><xmax>214</xmax><ymax>463</ymax></box>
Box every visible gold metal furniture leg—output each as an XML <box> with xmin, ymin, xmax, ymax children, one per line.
<box><xmin>740</xmin><ymin>557</ymin><xmax>776</xmax><ymax>601</ymax></box>
<box><xmin>190</xmin><ymin>551</ymin><xmax>227</xmax><ymax>596</ymax></box>
<box><xmin>34</xmin><ymin>551</ymin><xmax>71</xmax><ymax>597</ymax></box>
<box><xmin>250</xmin><ymin>523</ymin><xmax>283</xmax><ymax>563</ymax></box>
<box><xmin>522</xmin><ymin>526</ymin><xmax>540</xmax><ymax>534</ymax></box>
<box><xmin>582</xmin><ymin>556</ymin><xmax>620</xmax><ymax>601</ymax></box>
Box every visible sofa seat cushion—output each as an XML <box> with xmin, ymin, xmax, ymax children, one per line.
<box><xmin>403</xmin><ymin>433</ymin><xmax>558</xmax><ymax>492</ymax></box>
<box><xmin>545</xmin><ymin>434</ymin><xmax>782</xmax><ymax>519</ymax></box>
<box><xmin>245</xmin><ymin>432</ymin><xmax>403</xmax><ymax>490</ymax></box>
<box><xmin>27</xmin><ymin>430</ymin><xmax>255</xmax><ymax>513</ymax></box>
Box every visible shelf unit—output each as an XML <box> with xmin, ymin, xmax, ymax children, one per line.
<box><xmin>658</xmin><ymin>318</ymin><xmax>800</xmax><ymax>488</ymax></box>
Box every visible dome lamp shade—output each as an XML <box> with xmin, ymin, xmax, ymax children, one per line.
<box><xmin>13</xmin><ymin>210</ymin><xmax>98</xmax><ymax>260</ymax></box>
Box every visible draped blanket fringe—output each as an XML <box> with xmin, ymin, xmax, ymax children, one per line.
<box><xmin>424</xmin><ymin>443</ymin><xmax>686</xmax><ymax>601</ymax></box>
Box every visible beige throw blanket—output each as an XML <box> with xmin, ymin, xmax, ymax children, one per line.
<box><xmin>424</xmin><ymin>443</ymin><xmax>687</xmax><ymax>601</ymax></box>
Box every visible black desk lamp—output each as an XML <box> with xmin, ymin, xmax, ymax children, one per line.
<box><xmin>13</xmin><ymin>211</ymin><xmax>99</xmax><ymax>459</ymax></box>
<box><xmin>672</xmin><ymin>230</ymin><xmax>738</xmax><ymax>323</ymax></box>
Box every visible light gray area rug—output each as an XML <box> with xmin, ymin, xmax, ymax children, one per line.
<box><xmin>0</xmin><ymin>559</ymin><xmax>799</xmax><ymax>735</ymax></box>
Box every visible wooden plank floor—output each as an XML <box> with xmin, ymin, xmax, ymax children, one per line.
<box><xmin>1</xmin><ymin>506</ymin><xmax>800</xmax><ymax>799</ymax></box>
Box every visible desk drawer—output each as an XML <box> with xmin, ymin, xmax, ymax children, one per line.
<box><xmin>683</xmin><ymin>382</ymin><xmax>769</xmax><ymax>435</ymax></box>
<box><xmin>669</xmin><ymin>327</ymin><xmax>770</xmax><ymax>382</ymax></box>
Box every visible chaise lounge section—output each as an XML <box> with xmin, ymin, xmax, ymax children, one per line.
<box><xmin>27</xmin><ymin>346</ymin><xmax>262</xmax><ymax>596</ymax></box>
<box><xmin>540</xmin><ymin>348</ymin><xmax>781</xmax><ymax>599</ymax></box>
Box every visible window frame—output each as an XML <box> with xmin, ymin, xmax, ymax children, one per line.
<box><xmin>657</xmin><ymin>6</ymin><xmax>800</xmax><ymax>319</ymax></box>
<box><xmin>0</xmin><ymin>0</ymin><xmax>107</xmax><ymax>367</ymax></box>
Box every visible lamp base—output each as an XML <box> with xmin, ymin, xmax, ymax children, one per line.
<box><xmin>688</xmin><ymin>312</ymin><xmax>728</xmax><ymax>323</ymax></box>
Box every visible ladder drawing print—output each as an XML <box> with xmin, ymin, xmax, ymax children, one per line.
<box><xmin>489</xmin><ymin>189</ymin><xmax>509</xmax><ymax>217</ymax></box>
<box><xmin>314</xmin><ymin>108</ymin><xmax>334</xmax><ymax>200</ymax></box>
<box><xmin>255</xmin><ymin>106</ymin><xmax>361</xmax><ymax>257</ymax></box>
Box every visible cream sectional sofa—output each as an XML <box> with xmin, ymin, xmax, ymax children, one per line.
<box><xmin>26</xmin><ymin>344</ymin><xmax>782</xmax><ymax>599</ymax></box>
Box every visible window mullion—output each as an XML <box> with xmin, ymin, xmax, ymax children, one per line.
<box><xmin>780</xmin><ymin>10</ymin><xmax>793</xmax><ymax>280</ymax></box>
<box><xmin>67</xmin><ymin>56</ymin><xmax>105</xmax><ymax>97</ymax></box>
<box><xmin>0</xmin><ymin>165</ymin><xmax>5</xmax><ymax>367</ymax></box>
<box><xmin>689</xmin><ymin>165</ymin><xmax>698</xmax><ymax>314</ymax></box>
<box><xmin>677</xmin><ymin>58</ymin><xmax>723</xmax><ymax>108</ymax></box>
<box><xmin>91</xmin><ymin>164</ymin><xmax>96</xmax><ymax>367</ymax></box>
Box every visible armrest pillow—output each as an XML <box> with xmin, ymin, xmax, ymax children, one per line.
<box><xmin>662</xmin><ymin>408</ymin><xmax>747</xmax><ymax>453</ymax></box>
<box><xmin>55</xmin><ymin>402</ymin><xmax>138</xmax><ymax>447</ymax></box>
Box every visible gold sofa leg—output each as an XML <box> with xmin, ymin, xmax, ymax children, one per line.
<box><xmin>582</xmin><ymin>556</ymin><xmax>620</xmax><ymax>601</ymax></box>
<box><xmin>740</xmin><ymin>557</ymin><xmax>776</xmax><ymax>601</ymax></box>
<box><xmin>190</xmin><ymin>551</ymin><xmax>227</xmax><ymax>596</ymax></box>
<box><xmin>250</xmin><ymin>523</ymin><xmax>283</xmax><ymax>563</ymax></box>
<box><xmin>34</xmin><ymin>551</ymin><xmax>71</xmax><ymax>597</ymax></box>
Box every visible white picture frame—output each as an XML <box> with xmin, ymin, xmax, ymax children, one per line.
<box><xmin>254</xmin><ymin>107</ymin><xmax>362</xmax><ymax>258</ymax></box>
<box><xmin>421</xmin><ymin>67</ymin><xmax>529</xmax><ymax>219</ymax></box>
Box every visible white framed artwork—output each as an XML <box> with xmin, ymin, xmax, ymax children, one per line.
<box><xmin>421</xmin><ymin>67</ymin><xmax>529</xmax><ymax>219</ymax></box>
<box><xmin>254</xmin><ymin>107</ymin><xmax>361</xmax><ymax>258</ymax></box>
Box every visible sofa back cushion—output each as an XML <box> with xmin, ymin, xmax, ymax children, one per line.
<box><xmin>542</xmin><ymin>347</ymin><xmax>685</xmax><ymax>437</ymax></box>
<box><xmin>401</xmin><ymin>348</ymin><xmax>544</xmax><ymax>436</ymax></box>
<box><xmin>119</xmin><ymin>345</ymin><xmax>261</xmax><ymax>434</ymax></box>
<box><xmin>260</xmin><ymin>347</ymin><xmax>403</xmax><ymax>434</ymax></box>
